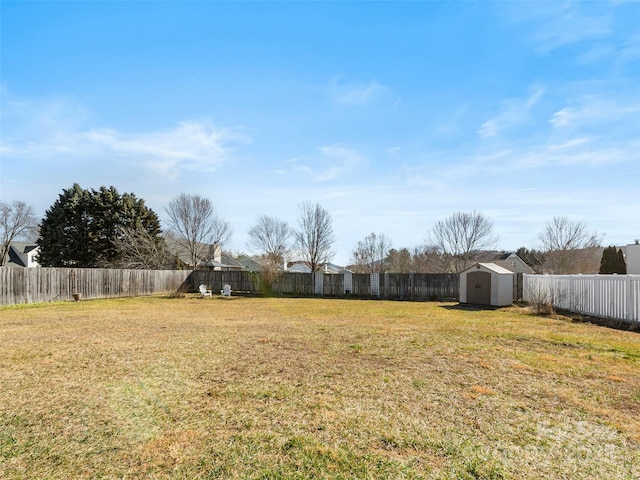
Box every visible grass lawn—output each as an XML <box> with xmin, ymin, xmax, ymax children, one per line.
<box><xmin>1</xmin><ymin>296</ymin><xmax>639</xmax><ymax>479</ymax></box>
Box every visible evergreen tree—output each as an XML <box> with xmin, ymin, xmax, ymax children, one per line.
<box><xmin>37</xmin><ymin>184</ymin><xmax>162</xmax><ymax>267</ymax></box>
<box><xmin>599</xmin><ymin>246</ymin><xmax>627</xmax><ymax>274</ymax></box>
<box><xmin>616</xmin><ymin>248</ymin><xmax>627</xmax><ymax>274</ymax></box>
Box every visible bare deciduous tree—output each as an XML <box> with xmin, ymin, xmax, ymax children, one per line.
<box><xmin>165</xmin><ymin>193</ymin><xmax>231</xmax><ymax>269</ymax></box>
<box><xmin>412</xmin><ymin>244</ymin><xmax>449</xmax><ymax>273</ymax></box>
<box><xmin>351</xmin><ymin>232</ymin><xmax>392</xmax><ymax>273</ymax></box>
<box><xmin>538</xmin><ymin>217</ymin><xmax>601</xmax><ymax>274</ymax></box>
<box><xmin>385</xmin><ymin>248</ymin><xmax>413</xmax><ymax>273</ymax></box>
<box><xmin>429</xmin><ymin>211</ymin><xmax>497</xmax><ymax>273</ymax></box>
<box><xmin>247</xmin><ymin>215</ymin><xmax>291</xmax><ymax>270</ymax></box>
<box><xmin>1</xmin><ymin>200</ymin><xmax>39</xmax><ymax>266</ymax></box>
<box><xmin>109</xmin><ymin>226</ymin><xmax>173</xmax><ymax>269</ymax></box>
<box><xmin>294</xmin><ymin>202</ymin><xmax>335</xmax><ymax>272</ymax></box>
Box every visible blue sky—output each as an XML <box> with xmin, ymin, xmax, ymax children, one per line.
<box><xmin>1</xmin><ymin>1</ymin><xmax>639</xmax><ymax>265</ymax></box>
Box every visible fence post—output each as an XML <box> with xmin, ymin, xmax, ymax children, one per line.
<box><xmin>384</xmin><ymin>272</ymin><xmax>389</xmax><ymax>298</ymax></box>
<box><xmin>627</xmin><ymin>275</ymin><xmax>634</xmax><ymax>322</ymax></box>
<box><xmin>593</xmin><ymin>275</ymin><xmax>600</xmax><ymax>318</ymax></box>
<box><xmin>568</xmin><ymin>276</ymin><xmax>574</xmax><ymax>311</ymax></box>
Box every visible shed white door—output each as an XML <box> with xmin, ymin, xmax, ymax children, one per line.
<box><xmin>467</xmin><ymin>271</ymin><xmax>491</xmax><ymax>305</ymax></box>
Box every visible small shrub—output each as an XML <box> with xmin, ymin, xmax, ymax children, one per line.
<box><xmin>525</xmin><ymin>282</ymin><xmax>556</xmax><ymax>316</ymax></box>
<box><xmin>531</xmin><ymin>301</ymin><xmax>555</xmax><ymax>316</ymax></box>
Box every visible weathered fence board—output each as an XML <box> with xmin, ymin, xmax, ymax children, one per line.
<box><xmin>0</xmin><ymin>268</ymin><xmax>191</xmax><ymax>306</ymax></box>
<box><xmin>188</xmin><ymin>270</ymin><xmax>260</xmax><ymax>294</ymax></box>
<box><xmin>523</xmin><ymin>274</ymin><xmax>640</xmax><ymax>323</ymax></box>
<box><xmin>275</xmin><ymin>272</ymin><xmax>314</xmax><ymax>295</ymax></box>
<box><xmin>2</xmin><ymin>268</ymin><xmax>460</xmax><ymax>306</ymax></box>
<box><xmin>352</xmin><ymin>273</ymin><xmax>372</xmax><ymax>296</ymax></box>
<box><xmin>380</xmin><ymin>273</ymin><xmax>459</xmax><ymax>300</ymax></box>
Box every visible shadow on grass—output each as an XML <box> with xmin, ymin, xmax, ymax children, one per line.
<box><xmin>443</xmin><ymin>302</ymin><xmax>639</xmax><ymax>333</ymax></box>
<box><xmin>553</xmin><ymin>308</ymin><xmax>640</xmax><ymax>333</ymax></box>
<box><xmin>439</xmin><ymin>303</ymin><xmax>506</xmax><ymax>312</ymax></box>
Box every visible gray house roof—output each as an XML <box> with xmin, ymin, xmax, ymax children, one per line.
<box><xmin>196</xmin><ymin>252</ymin><xmax>244</xmax><ymax>270</ymax></box>
<box><xmin>146</xmin><ymin>236</ymin><xmax>246</xmax><ymax>270</ymax></box>
<box><xmin>287</xmin><ymin>261</ymin><xmax>350</xmax><ymax>274</ymax></box>
<box><xmin>235</xmin><ymin>255</ymin><xmax>265</xmax><ymax>272</ymax></box>
<box><xmin>475</xmin><ymin>251</ymin><xmax>535</xmax><ymax>274</ymax></box>
<box><xmin>3</xmin><ymin>242</ymin><xmax>39</xmax><ymax>267</ymax></box>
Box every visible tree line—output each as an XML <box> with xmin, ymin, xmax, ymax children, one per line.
<box><xmin>0</xmin><ymin>183</ymin><xmax>626</xmax><ymax>275</ymax></box>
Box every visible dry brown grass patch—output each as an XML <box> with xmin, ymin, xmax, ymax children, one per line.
<box><xmin>1</xmin><ymin>296</ymin><xmax>639</xmax><ymax>479</ymax></box>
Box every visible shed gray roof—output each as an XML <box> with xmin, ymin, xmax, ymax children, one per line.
<box><xmin>462</xmin><ymin>262</ymin><xmax>514</xmax><ymax>275</ymax></box>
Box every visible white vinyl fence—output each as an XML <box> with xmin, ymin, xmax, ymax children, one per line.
<box><xmin>523</xmin><ymin>274</ymin><xmax>640</xmax><ymax>323</ymax></box>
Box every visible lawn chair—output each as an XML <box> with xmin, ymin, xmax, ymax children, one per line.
<box><xmin>220</xmin><ymin>284</ymin><xmax>232</xmax><ymax>297</ymax></box>
<box><xmin>199</xmin><ymin>284</ymin><xmax>212</xmax><ymax>297</ymax></box>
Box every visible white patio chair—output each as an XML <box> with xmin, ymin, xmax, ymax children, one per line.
<box><xmin>199</xmin><ymin>284</ymin><xmax>212</xmax><ymax>297</ymax></box>
<box><xmin>220</xmin><ymin>284</ymin><xmax>232</xmax><ymax>297</ymax></box>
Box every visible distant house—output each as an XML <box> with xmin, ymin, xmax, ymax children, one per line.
<box><xmin>626</xmin><ymin>241</ymin><xmax>640</xmax><ymax>274</ymax></box>
<box><xmin>200</xmin><ymin>252</ymin><xmax>245</xmax><ymax>271</ymax></box>
<box><xmin>286</xmin><ymin>261</ymin><xmax>351</xmax><ymax>274</ymax></box>
<box><xmin>3</xmin><ymin>242</ymin><xmax>40</xmax><ymax>267</ymax></box>
<box><xmin>235</xmin><ymin>255</ymin><xmax>266</xmax><ymax>272</ymax></box>
<box><xmin>476</xmin><ymin>252</ymin><xmax>535</xmax><ymax>274</ymax></box>
<box><xmin>166</xmin><ymin>239</ymin><xmax>243</xmax><ymax>271</ymax></box>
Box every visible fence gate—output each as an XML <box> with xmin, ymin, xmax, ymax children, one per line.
<box><xmin>314</xmin><ymin>272</ymin><xmax>324</xmax><ymax>295</ymax></box>
<box><xmin>344</xmin><ymin>272</ymin><xmax>353</xmax><ymax>295</ymax></box>
<box><xmin>371</xmin><ymin>273</ymin><xmax>380</xmax><ymax>297</ymax></box>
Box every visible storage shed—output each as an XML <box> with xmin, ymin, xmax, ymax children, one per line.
<box><xmin>459</xmin><ymin>263</ymin><xmax>514</xmax><ymax>307</ymax></box>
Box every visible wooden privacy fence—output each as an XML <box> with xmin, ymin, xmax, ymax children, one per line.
<box><xmin>2</xmin><ymin>268</ymin><xmax>459</xmax><ymax>306</ymax></box>
<box><xmin>523</xmin><ymin>274</ymin><xmax>640</xmax><ymax>323</ymax></box>
<box><xmin>0</xmin><ymin>268</ymin><xmax>191</xmax><ymax>306</ymax></box>
<box><xmin>192</xmin><ymin>271</ymin><xmax>459</xmax><ymax>300</ymax></box>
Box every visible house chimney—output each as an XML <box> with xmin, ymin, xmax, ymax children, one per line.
<box><xmin>208</xmin><ymin>243</ymin><xmax>222</xmax><ymax>263</ymax></box>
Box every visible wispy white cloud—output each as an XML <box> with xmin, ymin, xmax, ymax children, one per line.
<box><xmin>478</xmin><ymin>86</ymin><xmax>544</xmax><ymax>138</ymax></box>
<box><xmin>386</xmin><ymin>146</ymin><xmax>401</xmax><ymax>158</ymax></box>
<box><xmin>84</xmin><ymin>121</ymin><xmax>248</xmax><ymax>177</ymax></box>
<box><xmin>329</xmin><ymin>78</ymin><xmax>384</xmax><ymax>106</ymax></box>
<box><xmin>550</xmin><ymin>95</ymin><xmax>640</xmax><ymax>128</ymax></box>
<box><xmin>290</xmin><ymin>144</ymin><xmax>365</xmax><ymax>182</ymax></box>
<box><xmin>531</xmin><ymin>13</ymin><xmax>612</xmax><ymax>53</ymax></box>
<box><xmin>576</xmin><ymin>43</ymin><xmax>617</xmax><ymax>65</ymax></box>
<box><xmin>500</xmin><ymin>2</ymin><xmax>613</xmax><ymax>54</ymax></box>
<box><xmin>547</xmin><ymin>137</ymin><xmax>592</xmax><ymax>151</ymax></box>
<box><xmin>0</xmin><ymin>95</ymin><xmax>248</xmax><ymax>178</ymax></box>
<box><xmin>615</xmin><ymin>31</ymin><xmax>640</xmax><ymax>70</ymax></box>
<box><xmin>405</xmin><ymin>131</ymin><xmax>638</xmax><ymax>185</ymax></box>
<box><xmin>512</xmin><ymin>140</ymin><xmax>639</xmax><ymax>169</ymax></box>
<box><xmin>436</xmin><ymin>104</ymin><xmax>470</xmax><ymax>136</ymax></box>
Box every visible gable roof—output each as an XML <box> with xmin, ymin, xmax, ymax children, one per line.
<box><xmin>3</xmin><ymin>242</ymin><xmax>39</xmax><ymax>267</ymax></box>
<box><xmin>462</xmin><ymin>262</ymin><xmax>514</xmax><ymax>275</ymax></box>
<box><xmin>10</xmin><ymin>242</ymin><xmax>38</xmax><ymax>254</ymax></box>
<box><xmin>199</xmin><ymin>252</ymin><xmax>244</xmax><ymax>270</ymax></box>
<box><xmin>474</xmin><ymin>251</ymin><xmax>535</xmax><ymax>274</ymax></box>
<box><xmin>164</xmin><ymin>237</ymin><xmax>222</xmax><ymax>268</ymax></box>
<box><xmin>236</xmin><ymin>255</ymin><xmax>265</xmax><ymax>272</ymax></box>
<box><xmin>476</xmin><ymin>251</ymin><xmax>512</xmax><ymax>262</ymax></box>
<box><xmin>286</xmin><ymin>261</ymin><xmax>349</xmax><ymax>274</ymax></box>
